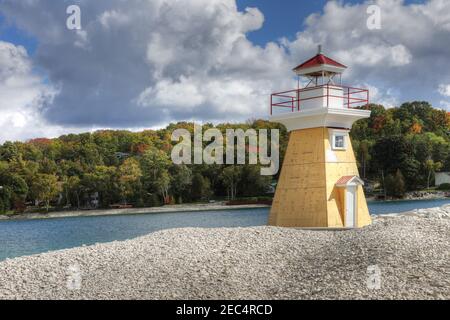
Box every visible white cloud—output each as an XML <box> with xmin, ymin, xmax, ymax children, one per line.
<box><xmin>74</xmin><ymin>29</ymin><xmax>88</xmax><ymax>49</ymax></box>
<box><xmin>420</xmin><ymin>0</ymin><xmax>450</xmax><ymax>31</ymax></box>
<box><xmin>440</xmin><ymin>100</ymin><xmax>450</xmax><ymax>109</ymax></box>
<box><xmin>1</xmin><ymin>0</ymin><xmax>450</xmax><ymax>142</ymax></box>
<box><xmin>438</xmin><ymin>84</ymin><xmax>450</xmax><ymax>97</ymax></box>
<box><xmin>137</xmin><ymin>77</ymin><xmax>206</xmax><ymax>110</ymax></box>
<box><xmin>0</xmin><ymin>41</ymin><xmax>85</xmax><ymax>142</ymax></box>
<box><xmin>365</xmin><ymin>83</ymin><xmax>399</xmax><ymax>109</ymax></box>
<box><xmin>332</xmin><ymin>44</ymin><xmax>412</xmax><ymax>68</ymax></box>
<box><xmin>0</xmin><ymin>0</ymin><xmax>292</xmax><ymax>135</ymax></box>
<box><xmin>99</xmin><ymin>10</ymin><xmax>130</xmax><ymax>30</ymax></box>
<box><xmin>439</xmin><ymin>84</ymin><xmax>450</xmax><ymax>110</ymax></box>
<box><xmin>287</xmin><ymin>0</ymin><xmax>450</xmax><ymax>110</ymax></box>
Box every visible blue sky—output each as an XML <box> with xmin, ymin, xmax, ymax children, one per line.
<box><xmin>0</xmin><ymin>0</ymin><xmax>448</xmax><ymax>142</ymax></box>
<box><xmin>237</xmin><ymin>0</ymin><xmax>336</xmax><ymax>45</ymax></box>
<box><xmin>0</xmin><ymin>14</ymin><xmax>37</xmax><ymax>54</ymax></box>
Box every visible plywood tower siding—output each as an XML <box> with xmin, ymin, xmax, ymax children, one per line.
<box><xmin>269</xmin><ymin>127</ymin><xmax>371</xmax><ymax>228</ymax></box>
<box><xmin>269</xmin><ymin>128</ymin><xmax>327</xmax><ymax>227</ymax></box>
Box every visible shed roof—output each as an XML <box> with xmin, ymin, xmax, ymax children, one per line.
<box><xmin>336</xmin><ymin>175</ymin><xmax>364</xmax><ymax>187</ymax></box>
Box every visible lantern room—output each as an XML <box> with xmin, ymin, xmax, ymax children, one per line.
<box><xmin>270</xmin><ymin>46</ymin><xmax>371</xmax><ymax>131</ymax></box>
<box><xmin>293</xmin><ymin>45</ymin><xmax>346</xmax><ymax>85</ymax></box>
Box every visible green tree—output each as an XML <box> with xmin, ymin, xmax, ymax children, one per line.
<box><xmin>30</xmin><ymin>174</ymin><xmax>61</xmax><ymax>212</ymax></box>
<box><xmin>384</xmin><ymin>170</ymin><xmax>406</xmax><ymax>198</ymax></box>
<box><xmin>191</xmin><ymin>172</ymin><xmax>212</xmax><ymax>201</ymax></box>
<box><xmin>401</xmin><ymin>158</ymin><xmax>421</xmax><ymax>190</ymax></box>
<box><xmin>0</xmin><ymin>186</ymin><xmax>12</xmax><ymax>213</ymax></box>
<box><xmin>220</xmin><ymin>166</ymin><xmax>243</xmax><ymax>200</ymax></box>
<box><xmin>39</xmin><ymin>158</ymin><xmax>58</xmax><ymax>174</ymax></box>
<box><xmin>63</xmin><ymin>176</ymin><xmax>82</xmax><ymax>209</ymax></box>
<box><xmin>170</xmin><ymin>165</ymin><xmax>192</xmax><ymax>203</ymax></box>
<box><xmin>355</xmin><ymin>139</ymin><xmax>372</xmax><ymax>178</ymax></box>
<box><xmin>156</xmin><ymin>170</ymin><xmax>171</xmax><ymax>204</ymax></box>
<box><xmin>118</xmin><ymin>158</ymin><xmax>142</xmax><ymax>203</ymax></box>
<box><xmin>372</xmin><ymin>135</ymin><xmax>410</xmax><ymax>174</ymax></box>
<box><xmin>239</xmin><ymin>165</ymin><xmax>271</xmax><ymax>197</ymax></box>
<box><xmin>0</xmin><ymin>162</ymin><xmax>29</xmax><ymax>212</ymax></box>
<box><xmin>82</xmin><ymin>166</ymin><xmax>118</xmax><ymax>207</ymax></box>
<box><xmin>425</xmin><ymin>159</ymin><xmax>443</xmax><ymax>189</ymax></box>
<box><xmin>0</xmin><ymin>141</ymin><xmax>19</xmax><ymax>161</ymax></box>
<box><xmin>140</xmin><ymin>148</ymin><xmax>172</xmax><ymax>203</ymax></box>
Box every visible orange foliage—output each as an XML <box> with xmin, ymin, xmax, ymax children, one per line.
<box><xmin>372</xmin><ymin>116</ymin><xmax>386</xmax><ymax>132</ymax></box>
<box><xmin>410</xmin><ymin>122</ymin><xmax>422</xmax><ymax>134</ymax></box>
<box><xmin>27</xmin><ymin>138</ymin><xmax>52</xmax><ymax>147</ymax></box>
<box><xmin>132</xmin><ymin>143</ymin><xmax>150</xmax><ymax>155</ymax></box>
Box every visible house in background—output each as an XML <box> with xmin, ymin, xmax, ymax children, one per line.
<box><xmin>435</xmin><ymin>172</ymin><xmax>450</xmax><ymax>186</ymax></box>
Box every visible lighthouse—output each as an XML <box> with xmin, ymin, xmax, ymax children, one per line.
<box><xmin>269</xmin><ymin>46</ymin><xmax>372</xmax><ymax>228</ymax></box>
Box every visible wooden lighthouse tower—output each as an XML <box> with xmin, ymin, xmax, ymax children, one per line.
<box><xmin>269</xmin><ymin>46</ymin><xmax>372</xmax><ymax>228</ymax></box>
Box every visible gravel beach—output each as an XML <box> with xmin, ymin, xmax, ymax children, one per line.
<box><xmin>0</xmin><ymin>205</ymin><xmax>449</xmax><ymax>300</ymax></box>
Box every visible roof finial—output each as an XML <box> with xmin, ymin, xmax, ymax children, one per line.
<box><xmin>318</xmin><ymin>44</ymin><xmax>323</xmax><ymax>54</ymax></box>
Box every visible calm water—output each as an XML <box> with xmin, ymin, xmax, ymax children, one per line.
<box><xmin>0</xmin><ymin>199</ymin><xmax>448</xmax><ymax>261</ymax></box>
<box><xmin>367</xmin><ymin>198</ymin><xmax>449</xmax><ymax>215</ymax></box>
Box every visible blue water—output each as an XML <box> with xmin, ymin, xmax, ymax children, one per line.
<box><xmin>0</xmin><ymin>199</ymin><xmax>448</xmax><ymax>261</ymax></box>
<box><xmin>367</xmin><ymin>199</ymin><xmax>450</xmax><ymax>215</ymax></box>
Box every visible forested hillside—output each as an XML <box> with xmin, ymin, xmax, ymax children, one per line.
<box><xmin>0</xmin><ymin>102</ymin><xmax>449</xmax><ymax>213</ymax></box>
<box><xmin>0</xmin><ymin>120</ymin><xmax>287</xmax><ymax>213</ymax></box>
<box><xmin>351</xmin><ymin>102</ymin><xmax>450</xmax><ymax>197</ymax></box>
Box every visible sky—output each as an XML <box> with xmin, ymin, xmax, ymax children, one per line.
<box><xmin>0</xmin><ymin>0</ymin><xmax>449</xmax><ymax>142</ymax></box>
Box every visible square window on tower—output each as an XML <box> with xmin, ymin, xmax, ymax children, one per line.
<box><xmin>335</xmin><ymin>135</ymin><xmax>345</xmax><ymax>148</ymax></box>
<box><xmin>331</xmin><ymin>131</ymin><xmax>347</xmax><ymax>150</ymax></box>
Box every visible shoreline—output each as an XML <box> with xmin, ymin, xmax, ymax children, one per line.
<box><xmin>0</xmin><ymin>202</ymin><xmax>270</xmax><ymax>222</ymax></box>
<box><xmin>367</xmin><ymin>196</ymin><xmax>449</xmax><ymax>203</ymax></box>
<box><xmin>2</xmin><ymin>197</ymin><xmax>450</xmax><ymax>222</ymax></box>
<box><xmin>1</xmin><ymin>196</ymin><xmax>449</xmax><ymax>222</ymax></box>
<box><xmin>366</xmin><ymin>193</ymin><xmax>449</xmax><ymax>202</ymax></box>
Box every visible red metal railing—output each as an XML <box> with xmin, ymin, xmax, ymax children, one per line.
<box><xmin>270</xmin><ymin>84</ymin><xmax>369</xmax><ymax>115</ymax></box>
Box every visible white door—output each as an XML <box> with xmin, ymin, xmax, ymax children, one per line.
<box><xmin>345</xmin><ymin>186</ymin><xmax>357</xmax><ymax>228</ymax></box>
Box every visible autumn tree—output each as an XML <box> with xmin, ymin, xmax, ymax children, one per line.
<box><xmin>30</xmin><ymin>174</ymin><xmax>61</xmax><ymax>212</ymax></box>
<box><xmin>63</xmin><ymin>176</ymin><xmax>82</xmax><ymax>209</ymax></box>
<box><xmin>82</xmin><ymin>166</ymin><xmax>118</xmax><ymax>207</ymax></box>
<box><xmin>140</xmin><ymin>148</ymin><xmax>172</xmax><ymax>203</ymax></box>
<box><xmin>118</xmin><ymin>158</ymin><xmax>142</xmax><ymax>203</ymax></box>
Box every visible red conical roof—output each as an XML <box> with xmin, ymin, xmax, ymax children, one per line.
<box><xmin>293</xmin><ymin>53</ymin><xmax>347</xmax><ymax>71</ymax></box>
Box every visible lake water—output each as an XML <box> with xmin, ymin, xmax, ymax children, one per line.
<box><xmin>0</xmin><ymin>199</ymin><xmax>448</xmax><ymax>261</ymax></box>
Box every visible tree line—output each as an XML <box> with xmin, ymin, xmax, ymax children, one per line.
<box><xmin>0</xmin><ymin>120</ymin><xmax>286</xmax><ymax>213</ymax></box>
<box><xmin>0</xmin><ymin>102</ymin><xmax>449</xmax><ymax>214</ymax></box>
<box><xmin>351</xmin><ymin>101</ymin><xmax>450</xmax><ymax>197</ymax></box>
